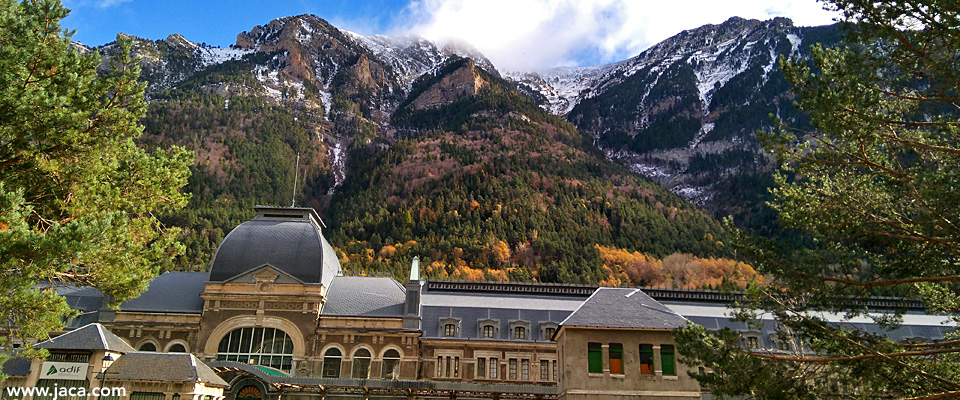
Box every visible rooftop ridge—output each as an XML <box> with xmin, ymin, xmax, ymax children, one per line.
<box><xmin>427</xmin><ymin>280</ymin><xmax>596</xmax><ymax>296</ymax></box>
<box><xmin>424</xmin><ymin>280</ymin><xmax>928</xmax><ymax>310</ymax></box>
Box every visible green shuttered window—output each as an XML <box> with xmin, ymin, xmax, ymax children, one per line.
<box><xmin>661</xmin><ymin>345</ymin><xmax>676</xmax><ymax>375</ymax></box>
<box><xmin>587</xmin><ymin>342</ymin><xmax>602</xmax><ymax>373</ymax></box>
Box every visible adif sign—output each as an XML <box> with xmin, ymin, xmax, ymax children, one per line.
<box><xmin>40</xmin><ymin>361</ymin><xmax>89</xmax><ymax>380</ymax></box>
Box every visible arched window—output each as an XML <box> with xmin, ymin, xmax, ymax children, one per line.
<box><xmin>322</xmin><ymin>348</ymin><xmax>342</xmax><ymax>378</ymax></box>
<box><xmin>138</xmin><ymin>342</ymin><xmax>157</xmax><ymax>352</ymax></box>
<box><xmin>382</xmin><ymin>349</ymin><xmax>401</xmax><ymax>379</ymax></box>
<box><xmin>215</xmin><ymin>327</ymin><xmax>294</xmax><ymax>372</ymax></box>
<box><xmin>352</xmin><ymin>348</ymin><xmax>372</xmax><ymax>378</ymax></box>
<box><xmin>235</xmin><ymin>386</ymin><xmax>261</xmax><ymax>400</ymax></box>
<box><xmin>167</xmin><ymin>343</ymin><xmax>187</xmax><ymax>353</ymax></box>
<box><xmin>444</xmin><ymin>324</ymin><xmax>457</xmax><ymax>337</ymax></box>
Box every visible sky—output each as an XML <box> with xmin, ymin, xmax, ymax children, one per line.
<box><xmin>62</xmin><ymin>0</ymin><xmax>843</xmax><ymax>71</ymax></box>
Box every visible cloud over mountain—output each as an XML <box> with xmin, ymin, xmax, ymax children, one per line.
<box><xmin>397</xmin><ymin>0</ymin><xmax>839</xmax><ymax>70</ymax></box>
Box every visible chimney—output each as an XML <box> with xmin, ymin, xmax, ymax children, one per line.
<box><xmin>403</xmin><ymin>256</ymin><xmax>422</xmax><ymax>330</ymax></box>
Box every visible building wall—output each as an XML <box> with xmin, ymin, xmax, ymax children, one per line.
<box><xmin>419</xmin><ymin>339</ymin><xmax>558</xmax><ymax>385</ymax></box>
<box><xmin>557</xmin><ymin>328</ymin><xmax>701</xmax><ymax>400</ymax></box>
<box><xmin>102</xmin><ymin>312</ymin><xmax>201</xmax><ymax>353</ymax></box>
<box><xmin>313</xmin><ymin>325</ymin><xmax>420</xmax><ymax>380</ymax></box>
<box><xmin>196</xmin><ymin>279</ymin><xmax>325</xmax><ymax>375</ymax></box>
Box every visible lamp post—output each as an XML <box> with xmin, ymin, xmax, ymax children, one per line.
<box><xmin>97</xmin><ymin>354</ymin><xmax>114</xmax><ymax>400</ymax></box>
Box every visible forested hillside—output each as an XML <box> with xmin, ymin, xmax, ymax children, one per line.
<box><xmin>326</xmin><ymin>58</ymin><xmax>736</xmax><ymax>285</ymax></box>
<box><xmin>98</xmin><ymin>15</ymin><xmax>770</xmax><ymax>288</ymax></box>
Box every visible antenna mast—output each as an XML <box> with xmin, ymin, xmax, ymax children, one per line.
<box><xmin>291</xmin><ymin>152</ymin><xmax>300</xmax><ymax>207</ymax></box>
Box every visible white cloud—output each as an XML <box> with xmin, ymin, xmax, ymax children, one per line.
<box><xmin>395</xmin><ymin>0</ymin><xmax>841</xmax><ymax>71</ymax></box>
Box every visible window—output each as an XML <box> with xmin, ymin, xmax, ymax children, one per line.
<box><xmin>540</xmin><ymin>360</ymin><xmax>549</xmax><ymax>381</ymax></box>
<box><xmin>129</xmin><ymin>393</ymin><xmax>164</xmax><ymax>400</ymax></box>
<box><xmin>352</xmin><ymin>348</ymin><xmax>371</xmax><ymax>378</ymax></box>
<box><xmin>514</xmin><ymin>326</ymin><xmax>526</xmax><ymax>340</ymax></box>
<box><xmin>382</xmin><ymin>349</ymin><xmax>401</xmax><ymax>379</ymax></box>
<box><xmin>508</xmin><ymin>358</ymin><xmax>518</xmax><ymax>380</ymax></box>
<box><xmin>235</xmin><ymin>386</ymin><xmax>260</xmax><ymax>400</ymax></box>
<box><xmin>322</xmin><ymin>348</ymin><xmax>342</xmax><ymax>378</ymax></box>
<box><xmin>639</xmin><ymin>344</ymin><xmax>654</xmax><ymax>375</ymax></box>
<box><xmin>444</xmin><ymin>324</ymin><xmax>457</xmax><ymax>337</ymax></box>
<box><xmin>489</xmin><ymin>358</ymin><xmax>499</xmax><ymax>379</ymax></box>
<box><xmin>609</xmin><ymin>343</ymin><xmax>623</xmax><ymax>374</ymax></box>
<box><xmin>553</xmin><ymin>360</ymin><xmax>557</xmax><ymax>381</ymax></box>
<box><xmin>216</xmin><ymin>327</ymin><xmax>294</xmax><ymax>372</ymax></box>
<box><xmin>587</xmin><ymin>342</ymin><xmax>602</xmax><ymax>373</ymax></box>
<box><xmin>746</xmin><ymin>336</ymin><xmax>760</xmax><ymax>350</ymax></box>
<box><xmin>138</xmin><ymin>342</ymin><xmax>156</xmax><ymax>352</ymax></box>
<box><xmin>477</xmin><ymin>358</ymin><xmax>486</xmax><ymax>379</ymax></box>
<box><xmin>34</xmin><ymin>380</ymin><xmax>89</xmax><ymax>400</ymax></box>
<box><xmin>521</xmin><ymin>359</ymin><xmax>529</xmax><ymax>380</ymax></box>
<box><xmin>436</xmin><ymin>355</ymin><xmax>460</xmax><ymax>378</ymax></box>
<box><xmin>482</xmin><ymin>325</ymin><xmax>495</xmax><ymax>338</ymax></box>
<box><xmin>545</xmin><ymin>327</ymin><xmax>556</xmax><ymax>341</ymax></box>
<box><xmin>778</xmin><ymin>337</ymin><xmax>793</xmax><ymax>351</ymax></box>
<box><xmin>167</xmin><ymin>343</ymin><xmax>187</xmax><ymax>352</ymax></box>
<box><xmin>661</xmin><ymin>345</ymin><xmax>676</xmax><ymax>375</ymax></box>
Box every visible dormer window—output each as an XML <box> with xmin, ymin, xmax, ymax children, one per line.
<box><xmin>514</xmin><ymin>326</ymin><xmax>526</xmax><ymax>340</ymax></box>
<box><xmin>508</xmin><ymin>320</ymin><xmax>531</xmax><ymax>341</ymax></box>
<box><xmin>483</xmin><ymin>325</ymin><xmax>495</xmax><ymax>338</ymax></box>
<box><xmin>439</xmin><ymin>318</ymin><xmax>460</xmax><ymax>338</ymax></box>
<box><xmin>539</xmin><ymin>322</ymin><xmax>559</xmax><ymax>341</ymax></box>
<box><xmin>478</xmin><ymin>319</ymin><xmax>499</xmax><ymax>339</ymax></box>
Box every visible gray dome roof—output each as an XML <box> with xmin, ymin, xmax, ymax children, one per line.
<box><xmin>208</xmin><ymin>207</ymin><xmax>341</xmax><ymax>286</ymax></box>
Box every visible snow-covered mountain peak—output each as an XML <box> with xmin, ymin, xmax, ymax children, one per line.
<box><xmin>343</xmin><ymin>30</ymin><xmax>497</xmax><ymax>86</ymax></box>
<box><xmin>505</xmin><ymin>65</ymin><xmax>611</xmax><ymax>115</ymax></box>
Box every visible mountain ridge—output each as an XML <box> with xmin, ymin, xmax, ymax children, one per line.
<box><xmin>77</xmin><ymin>14</ymin><xmax>838</xmax><ymax>284</ymax></box>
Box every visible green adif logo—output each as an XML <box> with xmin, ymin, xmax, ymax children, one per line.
<box><xmin>46</xmin><ymin>365</ymin><xmax>58</xmax><ymax>376</ymax></box>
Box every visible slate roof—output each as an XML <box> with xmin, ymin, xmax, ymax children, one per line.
<box><xmin>208</xmin><ymin>207</ymin><xmax>341</xmax><ymax>286</ymax></box>
<box><xmin>57</xmin><ymin>286</ymin><xmax>105</xmax><ymax>328</ymax></box>
<box><xmin>668</xmin><ymin>302</ymin><xmax>954</xmax><ymax>348</ymax></box>
<box><xmin>420</xmin><ymin>284</ymin><xmax>589</xmax><ymax>340</ymax></box>
<box><xmin>103</xmin><ymin>353</ymin><xmax>228</xmax><ymax>387</ymax></box>
<box><xmin>1</xmin><ymin>357</ymin><xmax>32</xmax><ymax>377</ymax></box>
<box><xmin>34</xmin><ymin>323</ymin><xmax>135</xmax><ymax>352</ymax></box>
<box><xmin>560</xmin><ymin>287</ymin><xmax>688</xmax><ymax>329</ymax></box>
<box><xmin>119</xmin><ymin>272</ymin><xmax>206</xmax><ymax>313</ymax></box>
<box><xmin>322</xmin><ymin>276</ymin><xmax>407</xmax><ymax>317</ymax></box>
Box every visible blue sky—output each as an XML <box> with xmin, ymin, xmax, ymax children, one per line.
<box><xmin>62</xmin><ymin>0</ymin><xmax>841</xmax><ymax>71</ymax></box>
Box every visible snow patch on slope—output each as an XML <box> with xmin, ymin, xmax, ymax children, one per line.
<box><xmin>505</xmin><ymin>66</ymin><xmax>609</xmax><ymax>115</ymax></box>
<box><xmin>198</xmin><ymin>47</ymin><xmax>253</xmax><ymax>67</ymax></box>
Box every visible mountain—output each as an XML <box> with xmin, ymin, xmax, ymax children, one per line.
<box><xmin>328</xmin><ymin>57</ymin><xmax>731</xmax><ymax>284</ymax></box>
<box><xmin>511</xmin><ymin>17</ymin><xmax>841</xmax><ymax>234</ymax></box>
<box><xmin>88</xmin><ymin>14</ymin><xmax>737</xmax><ymax>286</ymax></box>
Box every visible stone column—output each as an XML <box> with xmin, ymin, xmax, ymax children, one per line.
<box><xmin>653</xmin><ymin>345</ymin><xmax>662</xmax><ymax>376</ymax></box>
<box><xmin>601</xmin><ymin>344</ymin><xmax>610</xmax><ymax>374</ymax></box>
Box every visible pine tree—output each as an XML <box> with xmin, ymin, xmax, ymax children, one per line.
<box><xmin>0</xmin><ymin>0</ymin><xmax>191</xmax><ymax>364</ymax></box>
<box><xmin>676</xmin><ymin>1</ymin><xmax>960</xmax><ymax>398</ymax></box>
